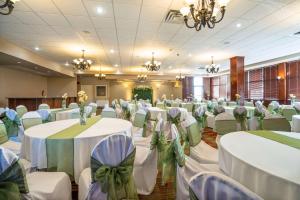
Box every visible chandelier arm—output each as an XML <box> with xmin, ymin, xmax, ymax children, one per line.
<box><xmin>189</xmin><ymin>5</ymin><xmax>198</xmax><ymax>22</ymax></box>
<box><xmin>195</xmin><ymin>22</ymin><xmax>202</xmax><ymax>31</ymax></box>
<box><xmin>205</xmin><ymin>0</ymin><xmax>215</xmax><ymax>22</ymax></box>
<box><xmin>214</xmin><ymin>7</ymin><xmax>226</xmax><ymax>23</ymax></box>
<box><xmin>0</xmin><ymin>0</ymin><xmax>9</xmax><ymax>8</ymax></box>
<box><xmin>184</xmin><ymin>17</ymin><xmax>197</xmax><ymax>29</ymax></box>
<box><xmin>207</xmin><ymin>20</ymin><xmax>215</xmax><ymax>29</ymax></box>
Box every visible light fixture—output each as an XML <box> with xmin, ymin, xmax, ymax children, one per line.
<box><xmin>114</xmin><ymin>64</ymin><xmax>119</xmax><ymax>67</ymax></box>
<box><xmin>277</xmin><ymin>76</ymin><xmax>282</xmax><ymax>80</ymax></box>
<box><xmin>180</xmin><ymin>0</ymin><xmax>229</xmax><ymax>31</ymax></box>
<box><xmin>236</xmin><ymin>23</ymin><xmax>242</xmax><ymax>28</ymax></box>
<box><xmin>96</xmin><ymin>7</ymin><xmax>103</xmax><ymax>14</ymax></box>
<box><xmin>72</xmin><ymin>50</ymin><xmax>92</xmax><ymax>71</ymax></box>
<box><xmin>137</xmin><ymin>74</ymin><xmax>147</xmax><ymax>82</ymax></box>
<box><xmin>188</xmin><ymin>53</ymin><xmax>192</xmax><ymax>57</ymax></box>
<box><xmin>206</xmin><ymin>56</ymin><xmax>220</xmax><ymax>74</ymax></box>
<box><xmin>34</xmin><ymin>47</ymin><xmax>40</xmax><ymax>51</ymax></box>
<box><xmin>0</xmin><ymin>0</ymin><xmax>19</xmax><ymax>15</ymax></box>
<box><xmin>65</xmin><ymin>62</ymin><xmax>69</xmax><ymax>66</ymax></box>
<box><xmin>94</xmin><ymin>64</ymin><xmax>106</xmax><ymax>80</ymax></box>
<box><xmin>110</xmin><ymin>49</ymin><xmax>115</xmax><ymax>53</ymax></box>
<box><xmin>143</xmin><ymin>52</ymin><xmax>161</xmax><ymax>72</ymax></box>
<box><xmin>176</xmin><ymin>73</ymin><xmax>185</xmax><ymax>81</ymax></box>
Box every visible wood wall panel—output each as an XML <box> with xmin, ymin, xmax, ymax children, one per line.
<box><xmin>230</xmin><ymin>56</ymin><xmax>245</xmax><ymax>104</ymax></box>
<box><xmin>182</xmin><ymin>77</ymin><xmax>194</xmax><ymax>100</ymax></box>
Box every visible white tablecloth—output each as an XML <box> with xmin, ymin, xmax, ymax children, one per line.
<box><xmin>55</xmin><ymin>108</ymin><xmax>79</xmax><ymax>121</ymax></box>
<box><xmin>224</xmin><ymin>106</ymin><xmax>255</xmax><ymax>118</ymax></box>
<box><xmin>219</xmin><ymin>131</ymin><xmax>300</xmax><ymax>200</ymax></box>
<box><xmin>21</xmin><ymin>118</ymin><xmax>132</xmax><ymax>183</ymax></box>
<box><xmin>148</xmin><ymin>107</ymin><xmax>167</xmax><ymax>121</ymax></box>
<box><xmin>292</xmin><ymin>115</ymin><xmax>300</xmax><ymax>133</ymax></box>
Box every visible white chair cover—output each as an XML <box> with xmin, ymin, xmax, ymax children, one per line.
<box><xmin>38</xmin><ymin>104</ymin><xmax>50</xmax><ymax>110</ymax></box>
<box><xmin>101</xmin><ymin>107</ymin><xmax>117</xmax><ymax>118</ymax></box>
<box><xmin>205</xmin><ymin>111</ymin><xmax>215</xmax><ymax>129</ymax></box>
<box><xmin>79</xmin><ymin>134</ymin><xmax>135</xmax><ymax>200</ymax></box>
<box><xmin>68</xmin><ymin>102</ymin><xmax>79</xmax><ymax>109</ymax></box>
<box><xmin>189</xmin><ymin>172</ymin><xmax>263</xmax><ymax>200</ymax></box>
<box><xmin>21</xmin><ymin>112</ymin><xmax>42</xmax><ymax>130</ymax></box>
<box><xmin>214</xmin><ymin>113</ymin><xmax>237</xmax><ymax>135</ymax></box>
<box><xmin>85</xmin><ymin>106</ymin><xmax>93</xmax><ymax>117</ymax></box>
<box><xmin>36</xmin><ymin>109</ymin><xmax>51</xmax><ymax>121</ymax></box>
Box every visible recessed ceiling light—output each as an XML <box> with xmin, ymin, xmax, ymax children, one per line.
<box><xmin>65</xmin><ymin>62</ymin><xmax>69</xmax><ymax>66</ymax></box>
<box><xmin>17</xmin><ymin>61</ymin><xmax>21</xmax><ymax>64</ymax></box>
<box><xmin>110</xmin><ymin>49</ymin><xmax>115</xmax><ymax>53</ymax></box>
<box><xmin>236</xmin><ymin>23</ymin><xmax>242</xmax><ymax>28</ymax></box>
<box><xmin>188</xmin><ymin>53</ymin><xmax>192</xmax><ymax>57</ymax></box>
<box><xmin>34</xmin><ymin>46</ymin><xmax>40</xmax><ymax>51</ymax></box>
<box><xmin>114</xmin><ymin>64</ymin><xmax>119</xmax><ymax>67</ymax></box>
<box><xmin>96</xmin><ymin>7</ymin><xmax>104</xmax><ymax>14</ymax></box>
<box><xmin>168</xmin><ymin>66</ymin><xmax>172</xmax><ymax>69</ymax></box>
<box><xmin>82</xmin><ymin>30</ymin><xmax>90</xmax><ymax>34</ymax></box>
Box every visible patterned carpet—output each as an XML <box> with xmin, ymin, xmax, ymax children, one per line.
<box><xmin>72</xmin><ymin>128</ymin><xmax>218</xmax><ymax>200</ymax></box>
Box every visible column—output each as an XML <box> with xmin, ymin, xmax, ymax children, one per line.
<box><xmin>230</xmin><ymin>56</ymin><xmax>245</xmax><ymax>104</ymax></box>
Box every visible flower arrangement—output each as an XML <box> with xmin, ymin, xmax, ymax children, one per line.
<box><xmin>290</xmin><ymin>94</ymin><xmax>296</xmax><ymax>105</ymax></box>
<box><xmin>254</xmin><ymin>103</ymin><xmax>266</xmax><ymax>130</ymax></box>
<box><xmin>235</xmin><ymin>94</ymin><xmax>241</xmax><ymax>105</ymax></box>
<box><xmin>78</xmin><ymin>91</ymin><xmax>88</xmax><ymax>125</ymax></box>
<box><xmin>61</xmin><ymin>93</ymin><xmax>68</xmax><ymax>109</ymax></box>
<box><xmin>193</xmin><ymin>106</ymin><xmax>207</xmax><ymax>129</ymax></box>
<box><xmin>233</xmin><ymin>106</ymin><xmax>248</xmax><ymax>131</ymax></box>
<box><xmin>213</xmin><ymin>105</ymin><xmax>225</xmax><ymax>116</ymax></box>
<box><xmin>121</xmin><ymin>101</ymin><xmax>131</xmax><ymax>121</ymax></box>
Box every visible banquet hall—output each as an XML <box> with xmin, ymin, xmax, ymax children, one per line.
<box><xmin>0</xmin><ymin>0</ymin><xmax>300</xmax><ymax>199</ymax></box>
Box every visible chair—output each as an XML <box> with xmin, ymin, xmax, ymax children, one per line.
<box><xmin>3</xmin><ymin>109</ymin><xmax>20</xmax><ymax>137</ymax></box>
<box><xmin>78</xmin><ymin>134</ymin><xmax>138</xmax><ymax>200</ymax></box>
<box><xmin>182</xmin><ymin>103</ymin><xmax>193</xmax><ymax>112</ymax></box>
<box><xmin>214</xmin><ymin>113</ymin><xmax>237</xmax><ymax>135</ymax></box>
<box><xmin>263</xmin><ymin>114</ymin><xmax>291</xmax><ymax>131</ymax></box>
<box><xmin>101</xmin><ymin>107</ymin><xmax>117</xmax><ymax>118</ymax></box>
<box><xmin>85</xmin><ymin>106</ymin><xmax>93</xmax><ymax>118</ymax></box>
<box><xmin>132</xmin><ymin>109</ymin><xmax>152</xmax><ymax>145</ymax></box>
<box><xmin>183</xmin><ymin>117</ymin><xmax>218</xmax><ymax>164</ymax></box>
<box><xmin>156</xmin><ymin>102</ymin><xmax>165</xmax><ymax>109</ymax></box>
<box><xmin>16</xmin><ymin>105</ymin><xmax>28</xmax><ymax>118</ymax></box>
<box><xmin>0</xmin><ymin>147</ymin><xmax>72</xmax><ymax>200</ymax></box>
<box><xmin>68</xmin><ymin>102</ymin><xmax>79</xmax><ymax>109</ymax></box>
<box><xmin>38</xmin><ymin>103</ymin><xmax>50</xmax><ymax>110</ymax></box>
<box><xmin>22</xmin><ymin>112</ymin><xmax>43</xmax><ymax>130</ymax></box>
<box><xmin>0</xmin><ymin>120</ymin><xmax>21</xmax><ymax>156</ymax></box>
<box><xmin>245</xmin><ymin>101</ymin><xmax>254</xmax><ymax>107</ymax></box>
<box><xmin>89</xmin><ymin>102</ymin><xmax>98</xmax><ymax>116</ymax></box>
<box><xmin>171</xmin><ymin>102</ymin><xmax>180</xmax><ymax>107</ymax></box>
<box><xmin>37</xmin><ymin>109</ymin><xmax>51</xmax><ymax>123</ymax></box>
<box><xmin>281</xmin><ymin>106</ymin><xmax>297</xmax><ymax>121</ymax></box>
<box><xmin>189</xmin><ymin>172</ymin><xmax>263</xmax><ymax>200</ymax></box>
<box><xmin>228</xmin><ymin>101</ymin><xmax>236</xmax><ymax>107</ymax></box>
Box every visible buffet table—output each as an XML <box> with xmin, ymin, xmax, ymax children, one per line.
<box><xmin>219</xmin><ymin>131</ymin><xmax>300</xmax><ymax>200</ymax></box>
<box><xmin>21</xmin><ymin>117</ymin><xmax>132</xmax><ymax>183</ymax></box>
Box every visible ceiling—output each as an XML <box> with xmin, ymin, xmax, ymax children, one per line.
<box><xmin>1</xmin><ymin>0</ymin><xmax>300</xmax><ymax>76</ymax></box>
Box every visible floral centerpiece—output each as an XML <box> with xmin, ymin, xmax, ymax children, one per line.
<box><xmin>62</xmin><ymin>93</ymin><xmax>68</xmax><ymax>109</ymax></box>
<box><xmin>121</xmin><ymin>101</ymin><xmax>131</xmax><ymax>121</ymax></box>
<box><xmin>78</xmin><ymin>90</ymin><xmax>88</xmax><ymax>125</ymax></box>
<box><xmin>213</xmin><ymin>105</ymin><xmax>225</xmax><ymax>116</ymax></box>
<box><xmin>290</xmin><ymin>94</ymin><xmax>296</xmax><ymax>105</ymax></box>
<box><xmin>254</xmin><ymin>101</ymin><xmax>266</xmax><ymax>130</ymax></box>
<box><xmin>235</xmin><ymin>94</ymin><xmax>241</xmax><ymax>105</ymax></box>
<box><xmin>233</xmin><ymin>106</ymin><xmax>248</xmax><ymax>131</ymax></box>
<box><xmin>193</xmin><ymin>106</ymin><xmax>207</xmax><ymax>129</ymax></box>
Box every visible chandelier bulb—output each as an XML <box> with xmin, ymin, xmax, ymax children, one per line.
<box><xmin>180</xmin><ymin>7</ymin><xmax>190</xmax><ymax>16</ymax></box>
<box><xmin>185</xmin><ymin>0</ymin><xmax>195</xmax><ymax>5</ymax></box>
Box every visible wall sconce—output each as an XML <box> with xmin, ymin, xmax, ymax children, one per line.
<box><xmin>277</xmin><ymin>76</ymin><xmax>282</xmax><ymax>80</ymax></box>
<box><xmin>156</xmin><ymin>83</ymin><xmax>161</xmax><ymax>89</ymax></box>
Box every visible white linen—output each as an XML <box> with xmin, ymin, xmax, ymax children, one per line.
<box><xmin>205</xmin><ymin>111</ymin><xmax>215</xmax><ymax>129</ymax></box>
<box><xmin>148</xmin><ymin>107</ymin><xmax>167</xmax><ymax>121</ymax></box>
<box><xmin>55</xmin><ymin>108</ymin><xmax>79</xmax><ymax>121</ymax></box>
<box><xmin>219</xmin><ymin>131</ymin><xmax>300</xmax><ymax>200</ymax></box>
<box><xmin>292</xmin><ymin>115</ymin><xmax>300</xmax><ymax>133</ymax></box>
<box><xmin>22</xmin><ymin>118</ymin><xmax>132</xmax><ymax>183</ymax></box>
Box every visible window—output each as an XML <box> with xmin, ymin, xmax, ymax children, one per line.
<box><xmin>212</xmin><ymin>75</ymin><xmax>229</xmax><ymax>99</ymax></box>
<box><xmin>287</xmin><ymin>61</ymin><xmax>300</xmax><ymax>98</ymax></box>
<box><xmin>212</xmin><ymin>77</ymin><xmax>219</xmax><ymax>98</ymax></box>
<box><xmin>245</xmin><ymin>69</ymin><xmax>264</xmax><ymax>100</ymax></box>
<box><xmin>193</xmin><ymin>77</ymin><xmax>204</xmax><ymax>100</ymax></box>
<box><xmin>264</xmin><ymin>65</ymin><xmax>278</xmax><ymax>100</ymax></box>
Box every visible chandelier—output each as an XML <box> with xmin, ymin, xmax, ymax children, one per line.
<box><xmin>176</xmin><ymin>73</ymin><xmax>185</xmax><ymax>81</ymax></box>
<box><xmin>137</xmin><ymin>74</ymin><xmax>147</xmax><ymax>82</ymax></box>
<box><xmin>206</xmin><ymin>56</ymin><xmax>220</xmax><ymax>74</ymax></box>
<box><xmin>94</xmin><ymin>65</ymin><xmax>106</xmax><ymax>80</ymax></box>
<box><xmin>143</xmin><ymin>52</ymin><xmax>161</xmax><ymax>72</ymax></box>
<box><xmin>72</xmin><ymin>50</ymin><xmax>92</xmax><ymax>71</ymax></box>
<box><xmin>180</xmin><ymin>0</ymin><xmax>229</xmax><ymax>31</ymax></box>
<box><xmin>0</xmin><ymin>0</ymin><xmax>19</xmax><ymax>15</ymax></box>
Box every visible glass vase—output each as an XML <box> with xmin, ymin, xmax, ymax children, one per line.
<box><xmin>62</xmin><ymin>99</ymin><xmax>67</xmax><ymax>109</ymax></box>
<box><xmin>79</xmin><ymin>106</ymin><xmax>86</xmax><ymax>125</ymax></box>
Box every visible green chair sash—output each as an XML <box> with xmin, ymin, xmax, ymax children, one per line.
<box><xmin>194</xmin><ymin>115</ymin><xmax>207</xmax><ymax>129</ymax></box>
<box><xmin>46</xmin><ymin>116</ymin><xmax>101</xmax><ymax>178</ymax></box>
<box><xmin>162</xmin><ymin>136</ymin><xmax>185</xmax><ymax>186</ymax></box>
<box><xmin>150</xmin><ymin>124</ymin><xmax>167</xmax><ymax>168</ymax></box>
<box><xmin>2</xmin><ymin>116</ymin><xmax>20</xmax><ymax>138</ymax></box>
<box><xmin>189</xmin><ymin>187</ymin><xmax>199</xmax><ymax>200</ymax></box>
<box><xmin>247</xmin><ymin>131</ymin><xmax>300</xmax><ymax>150</ymax></box>
<box><xmin>0</xmin><ymin>160</ymin><xmax>29</xmax><ymax>199</ymax></box>
<box><xmin>186</xmin><ymin>122</ymin><xmax>201</xmax><ymax>147</ymax></box>
<box><xmin>0</xmin><ymin>123</ymin><xmax>8</xmax><ymax>144</ymax></box>
<box><xmin>91</xmin><ymin>149</ymin><xmax>138</xmax><ymax>200</ymax></box>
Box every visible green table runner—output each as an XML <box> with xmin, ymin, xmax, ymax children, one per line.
<box><xmin>46</xmin><ymin>116</ymin><xmax>101</xmax><ymax>178</ymax></box>
<box><xmin>247</xmin><ymin>130</ymin><xmax>300</xmax><ymax>150</ymax></box>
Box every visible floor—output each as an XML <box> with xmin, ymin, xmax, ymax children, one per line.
<box><xmin>72</xmin><ymin>128</ymin><xmax>218</xmax><ymax>200</ymax></box>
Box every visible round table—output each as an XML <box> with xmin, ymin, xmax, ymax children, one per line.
<box><xmin>219</xmin><ymin>131</ymin><xmax>300</xmax><ymax>200</ymax></box>
<box><xmin>148</xmin><ymin>107</ymin><xmax>167</xmax><ymax>121</ymax></box>
<box><xmin>21</xmin><ymin>118</ymin><xmax>132</xmax><ymax>183</ymax></box>
<box><xmin>292</xmin><ymin>115</ymin><xmax>300</xmax><ymax>132</ymax></box>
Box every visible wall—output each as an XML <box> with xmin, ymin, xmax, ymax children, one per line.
<box><xmin>47</xmin><ymin>77</ymin><xmax>77</xmax><ymax>97</ymax></box>
<box><xmin>79</xmin><ymin>76</ymin><xmax>182</xmax><ymax>103</ymax></box>
<box><xmin>0</xmin><ymin>66</ymin><xmax>48</xmax><ymax>106</ymax></box>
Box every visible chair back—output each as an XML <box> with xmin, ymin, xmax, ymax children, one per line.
<box><xmin>4</xmin><ymin>109</ymin><xmax>20</xmax><ymax>137</ymax></box>
<box><xmin>214</xmin><ymin>113</ymin><xmax>237</xmax><ymax>135</ymax></box>
<box><xmin>89</xmin><ymin>103</ymin><xmax>98</xmax><ymax>115</ymax></box>
<box><xmin>281</xmin><ymin>106</ymin><xmax>297</xmax><ymax>121</ymax></box>
<box><xmin>182</xmin><ymin>103</ymin><xmax>193</xmax><ymax>112</ymax></box>
<box><xmin>85</xmin><ymin>106</ymin><xmax>93</xmax><ymax>118</ymax></box>
<box><xmin>133</xmin><ymin>109</ymin><xmax>147</xmax><ymax>128</ymax></box>
<box><xmin>22</xmin><ymin>112</ymin><xmax>43</xmax><ymax>130</ymax></box>
<box><xmin>38</xmin><ymin>103</ymin><xmax>50</xmax><ymax>110</ymax></box>
<box><xmin>101</xmin><ymin>107</ymin><xmax>117</xmax><ymax>118</ymax></box>
<box><xmin>245</xmin><ymin>101</ymin><xmax>254</xmax><ymax>107</ymax></box>
<box><xmin>16</xmin><ymin>105</ymin><xmax>28</xmax><ymax>118</ymax></box>
<box><xmin>87</xmin><ymin>134</ymin><xmax>137</xmax><ymax>200</ymax></box>
<box><xmin>227</xmin><ymin>101</ymin><xmax>236</xmax><ymax>107</ymax></box>
<box><xmin>183</xmin><ymin>117</ymin><xmax>201</xmax><ymax>147</ymax></box>
<box><xmin>156</xmin><ymin>102</ymin><xmax>164</xmax><ymax>109</ymax></box>
<box><xmin>263</xmin><ymin>115</ymin><xmax>291</xmax><ymax>131</ymax></box>
<box><xmin>189</xmin><ymin>172</ymin><xmax>263</xmax><ymax>200</ymax></box>
<box><xmin>37</xmin><ymin>109</ymin><xmax>51</xmax><ymax>122</ymax></box>
<box><xmin>68</xmin><ymin>102</ymin><xmax>79</xmax><ymax>109</ymax></box>
<box><xmin>0</xmin><ymin>120</ymin><xmax>8</xmax><ymax>144</ymax></box>
<box><xmin>171</xmin><ymin>102</ymin><xmax>180</xmax><ymax>107</ymax></box>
